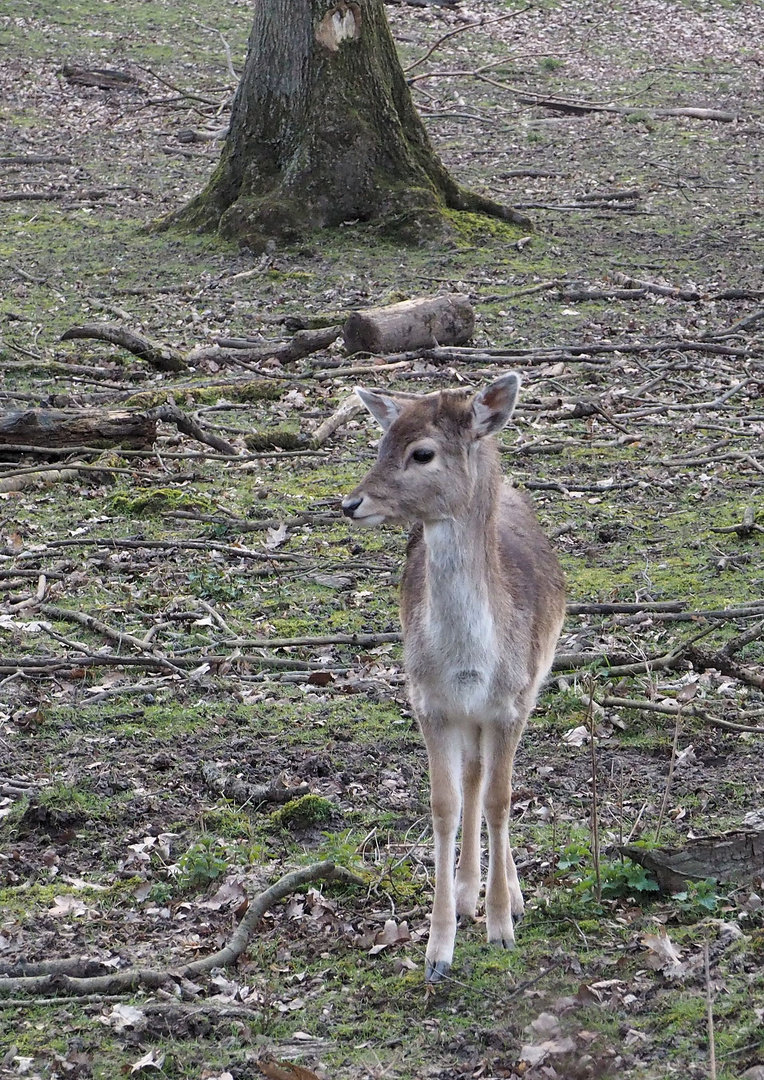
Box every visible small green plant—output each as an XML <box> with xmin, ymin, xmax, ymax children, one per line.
<box><xmin>148</xmin><ymin>881</ymin><xmax>174</xmax><ymax>904</ymax></box>
<box><xmin>319</xmin><ymin>828</ymin><xmax>364</xmax><ymax>870</ymax></box>
<box><xmin>557</xmin><ymin>839</ymin><xmax>659</xmax><ymax>903</ymax></box>
<box><xmin>172</xmin><ymin>837</ymin><xmax>230</xmax><ymax>891</ymax></box>
<box><xmin>538</xmin><ymin>56</ymin><xmax>565</xmax><ymax>72</ymax></box>
<box><xmin>186</xmin><ymin>568</ymin><xmax>244</xmax><ymax>601</ymax></box>
<box><xmin>671</xmin><ymin>878</ymin><xmax>723</xmax><ymax>921</ymax></box>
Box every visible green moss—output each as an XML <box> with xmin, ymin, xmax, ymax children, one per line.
<box><xmin>272</xmin><ymin>794</ymin><xmax>335</xmax><ymax>830</ymax></box>
<box><xmin>443</xmin><ymin>209</ymin><xmax>528</xmax><ymax>244</ymax></box>
<box><xmin>124</xmin><ymin>380</ymin><xmax>286</xmax><ymax>408</ymax></box>
<box><xmin>109</xmin><ymin>487</ymin><xmax>214</xmax><ymax>516</ymax></box>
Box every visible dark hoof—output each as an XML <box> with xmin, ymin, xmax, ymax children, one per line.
<box><xmin>425</xmin><ymin>959</ymin><xmax>451</xmax><ymax>984</ymax></box>
<box><xmin>456</xmin><ymin>913</ymin><xmax>472</xmax><ymax>929</ymax></box>
<box><xmin>488</xmin><ymin>935</ymin><xmax>516</xmax><ymax>950</ymax></box>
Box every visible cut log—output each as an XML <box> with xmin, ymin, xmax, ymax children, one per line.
<box><xmin>0</xmin><ymin>409</ymin><xmax>157</xmax><ymax>452</ymax></box>
<box><xmin>343</xmin><ymin>294</ymin><xmax>474</xmax><ymax>355</ymax></box>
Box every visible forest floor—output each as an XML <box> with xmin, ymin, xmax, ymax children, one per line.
<box><xmin>1</xmin><ymin>0</ymin><xmax>763</xmax><ymax>1078</ymax></box>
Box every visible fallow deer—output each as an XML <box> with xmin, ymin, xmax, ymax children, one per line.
<box><xmin>342</xmin><ymin>374</ymin><xmax>565</xmax><ymax>982</ymax></box>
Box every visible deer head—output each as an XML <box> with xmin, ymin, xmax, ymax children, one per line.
<box><xmin>341</xmin><ymin>373</ymin><xmax>521</xmax><ymax>526</ymax></box>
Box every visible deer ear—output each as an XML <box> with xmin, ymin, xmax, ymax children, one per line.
<box><xmin>471</xmin><ymin>373</ymin><xmax>521</xmax><ymax>437</ymax></box>
<box><xmin>355</xmin><ymin>387</ymin><xmax>403</xmax><ymax>431</ymax></box>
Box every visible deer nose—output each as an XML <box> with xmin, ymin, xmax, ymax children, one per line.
<box><xmin>342</xmin><ymin>496</ymin><xmax>363</xmax><ymax>518</ymax></box>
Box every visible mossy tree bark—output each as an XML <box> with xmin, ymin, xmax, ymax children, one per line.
<box><xmin>171</xmin><ymin>0</ymin><xmax>529</xmax><ymax>248</ymax></box>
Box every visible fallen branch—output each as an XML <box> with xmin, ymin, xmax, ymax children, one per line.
<box><xmin>343</xmin><ymin>294</ymin><xmax>474</xmax><ymax>355</ymax></box>
<box><xmin>61</xmin><ymin>323</ymin><xmax>187</xmax><ymax>372</ymax></box>
<box><xmin>403</xmin><ymin>9</ymin><xmax>531</xmax><ymax>75</ymax></box>
<box><xmin>200</xmin><ymin>762</ymin><xmax>310</xmax><ymax>805</ymax></box>
<box><xmin>188</xmin><ymin>324</ymin><xmax>342</xmax><ymax>366</ymax></box>
<box><xmin>566</xmin><ymin>601</ymin><xmax>685</xmax><ymax>614</ymax></box>
<box><xmin>149</xmin><ymin>403</ymin><xmax>237</xmax><ymax>454</ymax></box>
<box><xmin>612</xmin><ymin>272</ymin><xmax>701</xmax><ymax>300</ymax></box>
<box><xmin>0</xmin><ymin>466</ymin><xmax>81</xmax><ymax>493</ymax></box>
<box><xmin>0</xmin><ymin>155</ymin><xmax>73</xmax><ymax>166</ymax></box>
<box><xmin>514</xmin><ymin>91</ymin><xmax>737</xmax><ymax>123</ymax></box>
<box><xmin>599</xmin><ymin>696</ymin><xmax>764</xmax><ymax>735</ymax></box>
<box><xmin>61</xmin><ymin>64</ymin><xmax>139</xmax><ymax>90</ymax></box>
<box><xmin>686</xmin><ymin>646</ymin><xmax>764</xmax><ymax>691</ymax></box>
<box><xmin>311</xmin><ymin>394</ymin><xmax>364</xmax><ymax>447</ymax></box>
<box><xmin>0</xmin><ymin>861</ymin><xmax>362</xmax><ymax>997</ymax></box>
<box><xmin>39</xmin><ymin>603</ymin><xmax>161</xmax><ymax>655</ymax></box>
<box><xmin>0</xmin><ymin>958</ymin><xmax>111</xmax><ymax>979</ymax></box>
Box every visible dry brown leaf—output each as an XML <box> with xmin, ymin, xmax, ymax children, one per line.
<box><xmin>197</xmin><ymin>878</ymin><xmax>247</xmax><ymax>911</ymax></box>
<box><xmin>265</xmin><ymin>522</ymin><xmax>289</xmax><ymax>549</ymax></box>
<box><xmin>641</xmin><ymin>927</ymin><xmax>683</xmax><ymax>970</ymax></box>
<box><xmin>48</xmin><ymin>895</ymin><xmax>90</xmax><ymax>918</ymax></box>
<box><xmin>258</xmin><ymin>1060</ymin><xmax>322</xmax><ymax>1080</ymax></box>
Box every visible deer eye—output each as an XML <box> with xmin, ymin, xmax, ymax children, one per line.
<box><xmin>411</xmin><ymin>447</ymin><xmax>435</xmax><ymax>464</ymax></box>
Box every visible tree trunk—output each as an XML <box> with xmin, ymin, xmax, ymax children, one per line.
<box><xmin>170</xmin><ymin>0</ymin><xmax>528</xmax><ymax>249</ymax></box>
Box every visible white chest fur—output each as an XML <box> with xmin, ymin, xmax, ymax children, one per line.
<box><xmin>407</xmin><ymin>521</ymin><xmax>498</xmax><ymax>717</ymax></box>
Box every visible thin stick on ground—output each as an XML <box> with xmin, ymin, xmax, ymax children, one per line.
<box><xmin>586</xmin><ymin>678</ymin><xmax>601</xmax><ymax>902</ymax></box>
<box><xmin>705</xmin><ymin>940</ymin><xmax>717</xmax><ymax>1080</ymax></box>
<box><xmin>655</xmin><ymin>697</ymin><xmax>687</xmax><ymax>844</ymax></box>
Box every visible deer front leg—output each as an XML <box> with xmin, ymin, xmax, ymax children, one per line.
<box><xmin>482</xmin><ymin>724</ymin><xmax>524</xmax><ymax>949</ymax></box>
<box><xmin>423</xmin><ymin>725</ymin><xmax>462</xmax><ymax>982</ymax></box>
<box><xmin>455</xmin><ymin>731</ymin><xmax>483</xmax><ymax>922</ymax></box>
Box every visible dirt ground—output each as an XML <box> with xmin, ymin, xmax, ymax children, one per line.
<box><xmin>1</xmin><ymin>0</ymin><xmax>763</xmax><ymax>1078</ymax></box>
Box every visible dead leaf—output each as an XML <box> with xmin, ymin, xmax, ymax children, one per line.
<box><xmin>197</xmin><ymin>878</ymin><xmax>247</xmax><ymax>911</ymax></box>
<box><xmin>265</xmin><ymin>522</ymin><xmax>289</xmax><ymax>549</ymax></box>
<box><xmin>258</xmin><ymin>1058</ymin><xmax>322</xmax><ymax>1080</ymax></box>
<box><xmin>369</xmin><ymin>918</ymin><xmax>412</xmax><ymax>954</ymax></box>
<box><xmin>528</xmin><ymin>1011</ymin><xmax>562</xmax><ymax>1039</ymax></box>
<box><xmin>641</xmin><ymin>927</ymin><xmax>683</xmax><ymax>970</ymax></box>
<box><xmin>519</xmin><ymin>1037</ymin><xmax>576</xmax><ymax>1066</ymax></box>
<box><xmin>676</xmin><ymin>680</ymin><xmax>699</xmax><ymax>703</ymax></box>
<box><xmin>307</xmin><ymin>671</ymin><xmax>334</xmax><ymax>686</ymax></box>
<box><xmin>130</xmin><ymin>1049</ymin><xmax>166</xmax><ymax>1073</ymax></box>
<box><xmin>562</xmin><ymin>725</ymin><xmax>589</xmax><ymax>747</ymax></box>
<box><xmin>99</xmin><ymin>1004</ymin><xmax>146</xmax><ymax>1032</ymax></box>
<box><xmin>9</xmin><ymin>1058</ymin><xmax>35</xmax><ymax>1076</ymax></box>
<box><xmin>48</xmin><ymin>895</ymin><xmax>90</xmax><ymax>918</ymax></box>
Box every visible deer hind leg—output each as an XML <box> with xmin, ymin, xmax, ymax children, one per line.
<box><xmin>454</xmin><ymin>726</ymin><xmax>483</xmax><ymax>923</ymax></box>
<box><xmin>422</xmin><ymin>722</ymin><xmax>463</xmax><ymax>982</ymax></box>
<box><xmin>482</xmin><ymin>723</ymin><xmax>524</xmax><ymax>949</ymax></box>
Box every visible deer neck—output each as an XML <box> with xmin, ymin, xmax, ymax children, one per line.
<box><xmin>420</xmin><ymin>454</ymin><xmax>502</xmax><ymax>619</ymax></box>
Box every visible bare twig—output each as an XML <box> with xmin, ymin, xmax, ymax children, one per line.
<box><xmin>705</xmin><ymin>941</ymin><xmax>717</xmax><ymax>1080</ymax></box>
<box><xmin>403</xmin><ymin>8</ymin><xmax>532</xmax><ymax>74</ymax></box>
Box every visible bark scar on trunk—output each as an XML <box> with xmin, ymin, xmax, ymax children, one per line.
<box><xmin>316</xmin><ymin>4</ymin><xmax>362</xmax><ymax>52</ymax></box>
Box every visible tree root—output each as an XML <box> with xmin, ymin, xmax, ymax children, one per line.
<box><xmin>0</xmin><ymin>861</ymin><xmax>363</xmax><ymax>998</ymax></box>
<box><xmin>445</xmin><ymin>184</ymin><xmax>533</xmax><ymax>230</ymax></box>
